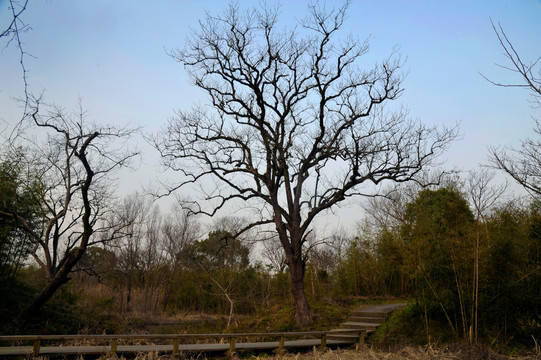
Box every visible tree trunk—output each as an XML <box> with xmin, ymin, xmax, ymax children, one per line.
<box><xmin>22</xmin><ymin>248</ymin><xmax>86</xmax><ymax>318</ymax></box>
<box><xmin>21</xmin><ymin>273</ymin><xmax>70</xmax><ymax>319</ymax></box>
<box><xmin>288</xmin><ymin>256</ymin><xmax>314</xmax><ymax>328</ymax></box>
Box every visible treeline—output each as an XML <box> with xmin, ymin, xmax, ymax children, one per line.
<box><xmin>338</xmin><ymin>185</ymin><xmax>541</xmax><ymax>345</ymax></box>
<box><xmin>3</xmin><ymin>172</ymin><xmax>540</xmax><ymax>346</ymax></box>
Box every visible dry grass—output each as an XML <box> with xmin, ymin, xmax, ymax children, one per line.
<box><xmin>269</xmin><ymin>345</ymin><xmax>541</xmax><ymax>360</ymax></box>
<box><xmin>79</xmin><ymin>344</ymin><xmax>541</xmax><ymax>360</ymax></box>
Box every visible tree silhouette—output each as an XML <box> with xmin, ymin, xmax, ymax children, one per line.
<box><xmin>154</xmin><ymin>1</ymin><xmax>457</xmax><ymax>326</ymax></box>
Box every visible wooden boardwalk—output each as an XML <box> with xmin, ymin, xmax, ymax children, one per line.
<box><xmin>0</xmin><ymin>332</ymin><xmax>354</xmax><ymax>357</ymax></box>
<box><xmin>0</xmin><ymin>338</ymin><xmax>354</xmax><ymax>357</ymax></box>
<box><xmin>0</xmin><ymin>303</ymin><xmax>406</xmax><ymax>357</ymax></box>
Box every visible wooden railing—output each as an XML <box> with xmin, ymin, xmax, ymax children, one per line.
<box><xmin>0</xmin><ymin>331</ymin><xmax>355</xmax><ymax>357</ymax></box>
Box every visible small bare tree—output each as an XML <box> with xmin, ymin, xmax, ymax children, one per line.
<box><xmin>113</xmin><ymin>194</ymin><xmax>164</xmax><ymax>313</ymax></box>
<box><xmin>466</xmin><ymin>169</ymin><xmax>507</xmax><ymax>343</ymax></box>
<box><xmin>154</xmin><ymin>2</ymin><xmax>457</xmax><ymax>326</ymax></box>
<box><xmin>262</xmin><ymin>235</ymin><xmax>287</xmax><ymax>274</ymax></box>
<box><xmin>0</xmin><ymin>97</ymin><xmax>139</xmax><ymax>316</ymax></box>
<box><xmin>160</xmin><ymin>201</ymin><xmax>200</xmax><ymax>311</ymax></box>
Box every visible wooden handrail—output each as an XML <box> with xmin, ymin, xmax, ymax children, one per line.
<box><xmin>0</xmin><ymin>331</ymin><xmax>326</xmax><ymax>342</ymax></box>
<box><xmin>0</xmin><ymin>331</ymin><xmax>334</xmax><ymax>358</ymax></box>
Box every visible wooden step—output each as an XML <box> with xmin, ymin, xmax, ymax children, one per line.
<box><xmin>327</xmin><ymin>328</ymin><xmax>361</xmax><ymax>335</ymax></box>
<box><xmin>328</xmin><ymin>303</ymin><xmax>407</xmax><ymax>347</ymax></box>
<box><xmin>326</xmin><ymin>333</ymin><xmax>358</xmax><ymax>342</ymax></box>
<box><xmin>326</xmin><ymin>328</ymin><xmax>366</xmax><ymax>343</ymax></box>
<box><xmin>351</xmin><ymin>310</ymin><xmax>388</xmax><ymax>319</ymax></box>
<box><xmin>349</xmin><ymin>316</ymin><xmax>384</xmax><ymax>324</ymax></box>
<box><xmin>340</xmin><ymin>322</ymin><xmax>379</xmax><ymax>331</ymax></box>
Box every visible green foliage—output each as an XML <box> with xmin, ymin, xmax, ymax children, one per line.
<box><xmin>336</xmin><ymin>224</ymin><xmax>385</xmax><ymax>297</ymax></box>
<box><xmin>481</xmin><ymin>202</ymin><xmax>541</xmax><ymax>346</ymax></box>
<box><xmin>370</xmin><ymin>303</ymin><xmax>454</xmax><ymax>346</ymax></box>
<box><xmin>0</xmin><ymin>151</ymin><xmax>43</xmax><ymax>281</ymax></box>
<box><xmin>401</xmin><ymin>188</ymin><xmax>475</xmax><ymax>339</ymax></box>
<box><xmin>375</xmin><ymin>228</ymin><xmax>408</xmax><ymax>296</ymax></box>
<box><xmin>0</xmin><ymin>278</ymin><xmax>34</xmax><ymax>334</ymax></box>
<box><xmin>193</xmin><ymin>230</ymin><xmax>250</xmax><ymax>269</ymax></box>
<box><xmin>335</xmin><ymin>223</ymin><xmax>410</xmax><ymax>299</ymax></box>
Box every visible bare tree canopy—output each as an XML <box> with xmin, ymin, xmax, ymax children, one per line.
<box><xmin>153</xmin><ymin>1</ymin><xmax>457</xmax><ymax>327</ymax></box>
<box><xmin>484</xmin><ymin>21</ymin><xmax>541</xmax><ymax>197</ymax></box>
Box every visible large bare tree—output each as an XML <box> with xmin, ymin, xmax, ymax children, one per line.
<box><xmin>0</xmin><ymin>97</ymin><xmax>138</xmax><ymax>317</ymax></box>
<box><xmin>484</xmin><ymin>21</ymin><xmax>541</xmax><ymax>196</ymax></box>
<box><xmin>154</xmin><ymin>2</ymin><xmax>456</xmax><ymax>326</ymax></box>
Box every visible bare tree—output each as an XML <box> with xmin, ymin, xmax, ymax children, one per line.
<box><xmin>0</xmin><ymin>97</ymin><xmax>139</xmax><ymax>316</ymax></box>
<box><xmin>161</xmin><ymin>201</ymin><xmax>200</xmax><ymax>311</ymax></box>
<box><xmin>1</xmin><ymin>0</ymin><xmax>31</xmax><ymax>110</ymax></box>
<box><xmin>490</xmin><ymin>122</ymin><xmax>541</xmax><ymax>196</ymax></box>
<box><xmin>482</xmin><ymin>20</ymin><xmax>541</xmax><ymax>107</ymax></box>
<box><xmin>1</xmin><ymin>1</ymin><xmax>29</xmax><ymax>41</ymax></box>
<box><xmin>262</xmin><ymin>235</ymin><xmax>287</xmax><ymax>274</ymax></box>
<box><xmin>328</xmin><ymin>227</ymin><xmax>353</xmax><ymax>264</ymax></box>
<box><xmin>363</xmin><ymin>184</ymin><xmax>417</xmax><ymax>231</ymax></box>
<box><xmin>466</xmin><ymin>169</ymin><xmax>507</xmax><ymax>343</ymax></box>
<box><xmin>483</xmin><ymin>21</ymin><xmax>541</xmax><ymax>196</ymax></box>
<box><xmin>113</xmin><ymin>194</ymin><xmax>164</xmax><ymax>313</ymax></box>
<box><xmin>154</xmin><ymin>2</ymin><xmax>457</xmax><ymax>326</ymax></box>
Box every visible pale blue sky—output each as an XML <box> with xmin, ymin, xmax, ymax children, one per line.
<box><xmin>1</xmin><ymin>1</ymin><xmax>540</xmax><ymax>217</ymax></box>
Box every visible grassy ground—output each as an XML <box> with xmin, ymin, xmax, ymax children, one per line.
<box><xmin>85</xmin><ymin>344</ymin><xmax>540</xmax><ymax>360</ymax></box>
<box><xmin>261</xmin><ymin>345</ymin><xmax>541</xmax><ymax>360</ymax></box>
<box><xmin>21</xmin><ymin>297</ymin><xmax>541</xmax><ymax>358</ymax></box>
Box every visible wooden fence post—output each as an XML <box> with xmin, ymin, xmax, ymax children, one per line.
<box><xmin>227</xmin><ymin>337</ymin><xmax>236</xmax><ymax>358</ymax></box>
<box><xmin>110</xmin><ymin>339</ymin><xmax>118</xmax><ymax>354</ymax></box>
<box><xmin>358</xmin><ymin>330</ymin><xmax>366</xmax><ymax>344</ymax></box>
<box><xmin>355</xmin><ymin>330</ymin><xmax>367</xmax><ymax>351</ymax></box>
<box><xmin>320</xmin><ymin>333</ymin><xmax>327</xmax><ymax>349</ymax></box>
<box><xmin>32</xmin><ymin>340</ymin><xmax>40</xmax><ymax>357</ymax></box>
<box><xmin>172</xmin><ymin>338</ymin><xmax>180</xmax><ymax>358</ymax></box>
<box><xmin>273</xmin><ymin>335</ymin><xmax>286</xmax><ymax>355</ymax></box>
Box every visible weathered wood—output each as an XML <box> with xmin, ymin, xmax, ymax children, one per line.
<box><xmin>32</xmin><ymin>340</ymin><xmax>40</xmax><ymax>357</ymax></box>
<box><xmin>0</xmin><ymin>304</ymin><xmax>407</xmax><ymax>357</ymax></box>
<box><xmin>0</xmin><ymin>338</ymin><xmax>355</xmax><ymax>356</ymax></box>
<box><xmin>320</xmin><ymin>333</ymin><xmax>327</xmax><ymax>349</ymax></box>
<box><xmin>110</xmin><ymin>339</ymin><xmax>118</xmax><ymax>353</ymax></box>
<box><xmin>227</xmin><ymin>336</ymin><xmax>236</xmax><ymax>358</ymax></box>
<box><xmin>172</xmin><ymin>338</ymin><xmax>179</xmax><ymax>357</ymax></box>
<box><xmin>273</xmin><ymin>335</ymin><xmax>286</xmax><ymax>355</ymax></box>
<box><xmin>0</xmin><ymin>331</ymin><xmax>325</xmax><ymax>342</ymax></box>
<box><xmin>359</xmin><ymin>330</ymin><xmax>366</xmax><ymax>343</ymax></box>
